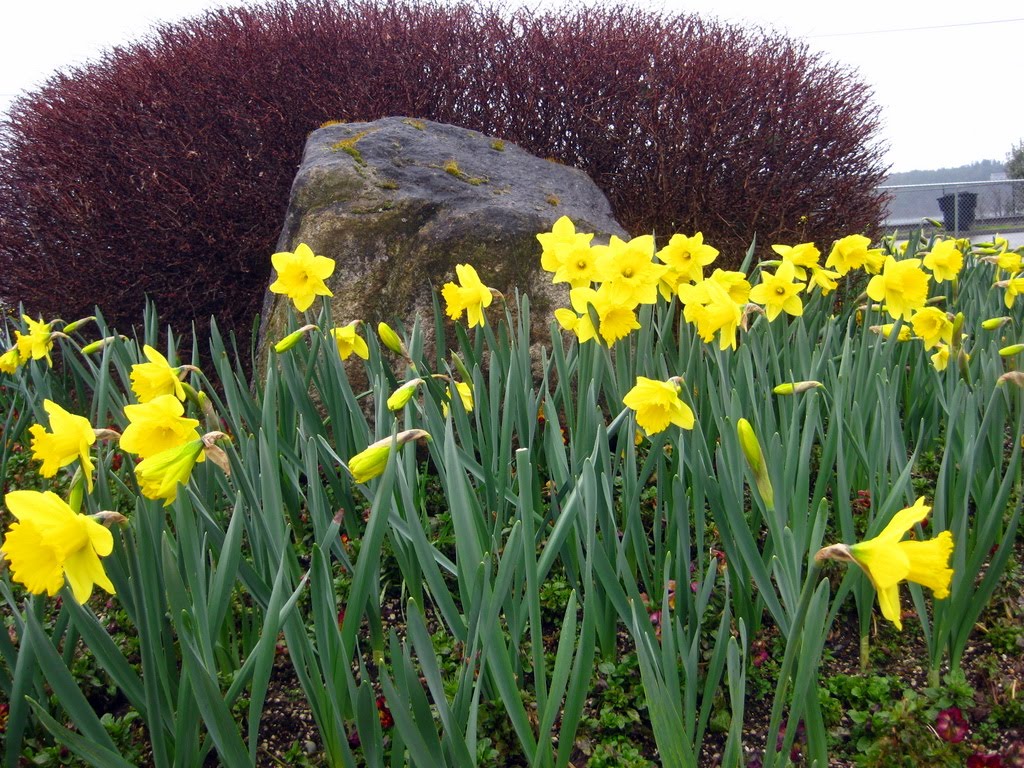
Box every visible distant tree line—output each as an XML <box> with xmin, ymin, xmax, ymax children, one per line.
<box><xmin>1008</xmin><ymin>141</ymin><xmax>1024</xmax><ymax>180</ymax></box>
<box><xmin>885</xmin><ymin>159</ymin><xmax>1006</xmax><ymax>187</ymax></box>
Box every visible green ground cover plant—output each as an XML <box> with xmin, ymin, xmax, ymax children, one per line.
<box><xmin>1</xmin><ymin>223</ymin><xmax>1023</xmax><ymax>766</ymax></box>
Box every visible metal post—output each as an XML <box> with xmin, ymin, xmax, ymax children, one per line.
<box><xmin>953</xmin><ymin>186</ymin><xmax>959</xmax><ymax>236</ymax></box>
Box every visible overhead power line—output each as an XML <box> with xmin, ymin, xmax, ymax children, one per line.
<box><xmin>811</xmin><ymin>16</ymin><xmax>1024</xmax><ymax>38</ymax></box>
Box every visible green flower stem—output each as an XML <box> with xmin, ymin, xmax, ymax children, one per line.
<box><xmin>763</xmin><ymin>561</ymin><xmax>823</xmax><ymax>768</ymax></box>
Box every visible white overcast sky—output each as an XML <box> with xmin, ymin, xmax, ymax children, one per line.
<box><xmin>1</xmin><ymin>0</ymin><xmax>1021</xmax><ymax>173</ymax></box>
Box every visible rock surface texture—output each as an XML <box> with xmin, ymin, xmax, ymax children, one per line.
<box><xmin>260</xmin><ymin>117</ymin><xmax>627</xmax><ymax>356</ymax></box>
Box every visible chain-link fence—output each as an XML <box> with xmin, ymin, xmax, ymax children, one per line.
<box><xmin>879</xmin><ymin>179</ymin><xmax>1024</xmax><ymax>239</ymax></box>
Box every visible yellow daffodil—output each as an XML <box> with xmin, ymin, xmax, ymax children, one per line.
<box><xmin>441</xmin><ymin>264</ymin><xmax>494</xmax><ymax>328</ymax></box>
<box><xmin>679</xmin><ymin>279</ymin><xmax>742</xmax><ymax>351</ymax></box>
<box><xmin>869</xmin><ymin>323</ymin><xmax>914</xmax><ymax>342</ymax></box>
<box><xmin>866</xmin><ymin>256</ymin><xmax>930</xmax><ymax>320</ymax></box>
<box><xmin>347</xmin><ymin>429</ymin><xmax>430</xmax><ymax>484</ymax></box>
<box><xmin>931</xmin><ymin>343</ymin><xmax>950</xmax><ymax>371</ymax></box>
<box><xmin>269</xmin><ymin>243</ymin><xmax>335</xmax><ymax>312</ymax></box>
<box><xmin>749</xmin><ymin>259</ymin><xmax>804</xmax><ymax>321</ymax></box>
<box><xmin>15</xmin><ymin>315</ymin><xmax>54</xmax><ymax>366</ymax></box>
<box><xmin>330</xmin><ymin>322</ymin><xmax>370</xmax><ymax>360</ymax></box>
<box><xmin>593</xmin><ymin>235</ymin><xmax>667</xmax><ymax>307</ymax></box>
<box><xmin>537</xmin><ymin>216</ymin><xmax>593</xmax><ymax>274</ymax></box>
<box><xmin>134</xmin><ymin>438</ymin><xmax>205</xmax><ymax>506</ymax></box>
<box><xmin>707</xmin><ymin>268</ymin><xmax>752</xmax><ymax>305</ymax></box>
<box><xmin>999</xmin><ymin>274</ymin><xmax>1024</xmax><ymax>310</ymax></box>
<box><xmin>825</xmin><ymin>234</ymin><xmax>885</xmax><ymax>276</ymax></box>
<box><xmin>130</xmin><ymin>345</ymin><xmax>185</xmax><ymax>402</ymax></box>
<box><xmin>552</xmin><ymin>241</ymin><xmax>599</xmax><ymax>288</ymax></box>
<box><xmin>656</xmin><ymin>232</ymin><xmax>719</xmax><ymax>286</ymax></box>
<box><xmin>806</xmin><ymin>265</ymin><xmax>841</xmax><ymax>296</ymax></box>
<box><xmin>909</xmin><ymin>308</ymin><xmax>954</xmax><ymax>350</ymax></box>
<box><xmin>1</xmin><ymin>490</ymin><xmax>116</xmax><ymax>603</ymax></box>
<box><xmin>922</xmin><ymin>239</ymin><xmax>964</xmax><ymax>283</ymax></box>
<box><xmin>448</xmin><ymin>381</ymin><xmax>473</xmax><ymax>413</ymax></box>
<box><xmin>995</xmin><ymin>250</ymin><xmax>1023</xmax><ymax>275</ymax></box>
<box><xmin>120</xmin><ymin>394</ymin><xmax>202</xmax><ymax>459</ymax></box>
<box><xmin>676</xmin><ymin>278</ymin><xmax>710</xmax><ymax>308</ymax></box>
<box><xmin>28</xmin><ymin>400</ymin><xmax>97</xmax><ymax>491</ymax></box>
<box><xmin>0</xmin><ymin>346</ymin><xmax>21</xmax><ymax>374</ymax></box>
<box><xmin>656</xmin><ymin>265</ymin><xmax>687</xmax><ymax>302</ymax></box>
<box><xmin>816</xmin><ymin>498</ymin><xmax>953</xmax><ymax>630</ymax></box>
<box><xmin>772</xmin><ymin>242</ymin><xmax>821</xmax><ymax>280</ymax></box>
<box><xmin>623</xmin><ymin>376</ymin><xmax>694</xmax><ymax>436</ymax></box>
<box><xmin>554</xmin><ymin>307</ymin><xmax>581</xmax><ymax>333</ymax></box>
<box><xmin>565</xmin><ymin>284</ymin><xmax>641</xmax><ymax>345</ymax></box>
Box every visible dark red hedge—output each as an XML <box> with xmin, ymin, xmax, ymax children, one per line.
<box><xmin>0</xmin><ymin>0</ymin><xmax>887</xmax><ymax>345</ymax></box>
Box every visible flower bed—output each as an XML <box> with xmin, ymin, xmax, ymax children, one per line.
<box><xmin>1</xmin><ymin>224</ymin><xmax>1022</xmax><ymax>765</ymax></box>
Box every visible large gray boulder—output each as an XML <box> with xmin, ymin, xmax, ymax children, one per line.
<box><xmin>259</xmin><ymin>117</ymin><xmax>626</xmax><ymax>362</ymax></box>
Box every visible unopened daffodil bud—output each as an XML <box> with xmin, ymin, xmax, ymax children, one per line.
<box><xmin>347</xmin><ymin>429</ymin><xmax>430</xmax><ymax>484</ymax></box>
<box><xmin>387</xmin><ymin>378</ymin><xmax>423</xmax><ymax>411</ymax></box>
<box><xmin>80</xmin><ymin>335</ymin><xmax>127</xmax><ymax>355</ymax></box>
<box><xmin>61</xmin><ymin>316</ymin><xmax>97</xmax><ymax>334</ymax></box>
<box><xmin>196</xmin><ymin>391</ymin><xmax>220</xmax><ymax>432</ymax></box>
<box><xmin>950</xmin><ymin>312</ymin><xmax>965</xmax><ymax>337</ymax></box>
<box><xmin>68</xmin><ymin>472</ymin><xmax>86</xmax><ymax>512</ymax></box>
<box><xmin>773</xmin><ymin>380</ymin><xmax>824</xmax><ymax>395</ymax></box>
<box><xmin>974</xmin><ymin>236</ymin><xmax>1007</xmax><ymax>255</ymax></box>
<box><xmin>949</xmin><ymin>313</ymin><xmax>966</xmax><ymax>354</ymax></box>
<box><xmin>737</xmin><ymin>418</ymin><xmax>774</xmax><ymax>511</ymax></box>
<box><xmin>957</xmin><ymin>348</ymin><xmax>971</xmax><ymax>384</ymax></box>
<box><xmin>273</xmin><ymin>324</ymin><xmax>319</xmax><ymax>353</ymax></box>
<box><xmin>982</xmin><ymin>316</ymin><xmax>1012</xmax><ymax>331</ymax></box>
<box><xmin>377</xmin><ymin>322</ymin><xmax>407</xmax><ymax>356</ymax></box>
<box><xmin>999</xmin><ymin>344</ymin><xmax>1024</xmax><ymax>357</ymax></box>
